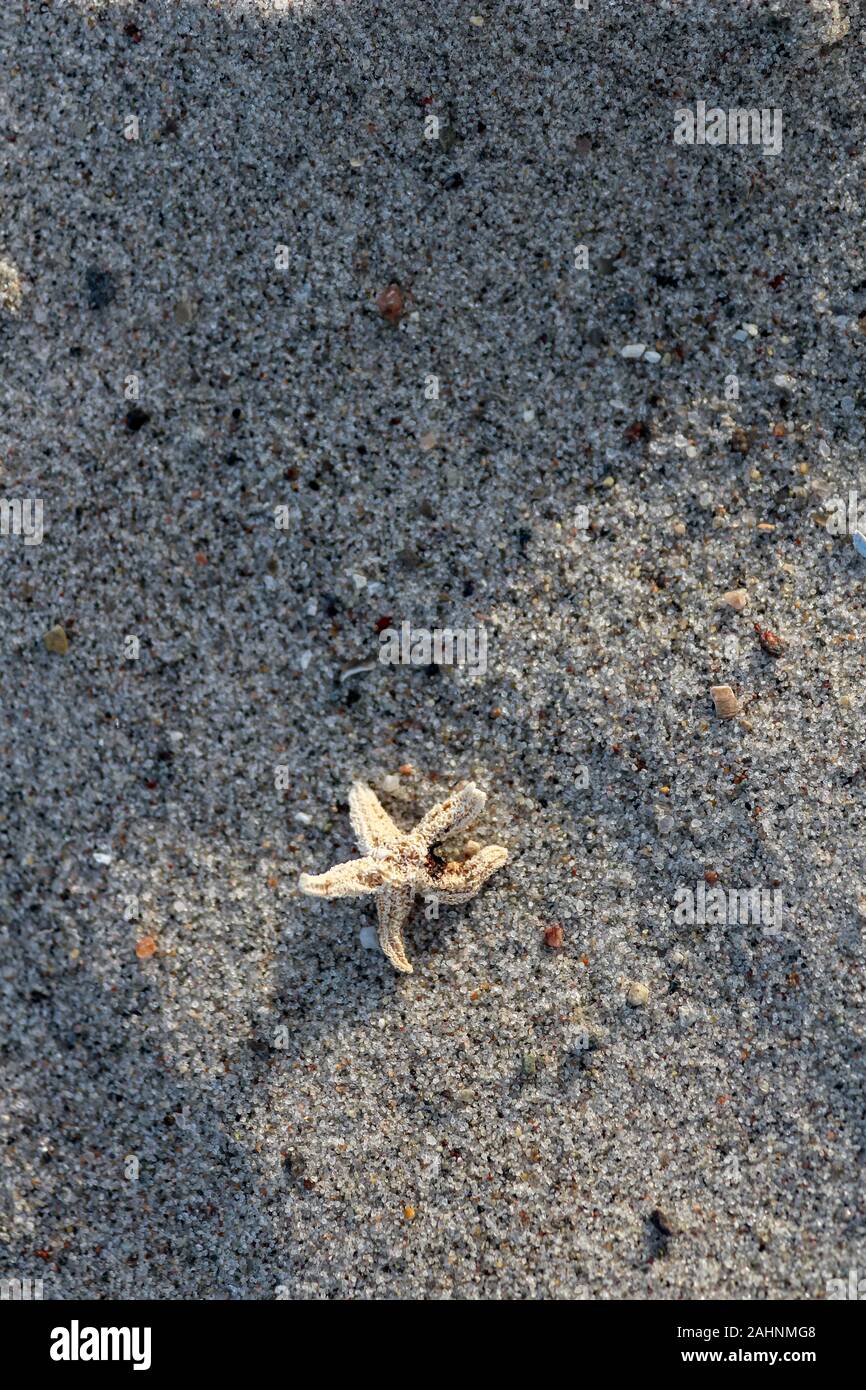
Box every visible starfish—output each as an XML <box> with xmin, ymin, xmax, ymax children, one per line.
<box><xmin>298</xmin><ymin>781</ymin><xmax>508</xmax><ymax>973</ymax></box>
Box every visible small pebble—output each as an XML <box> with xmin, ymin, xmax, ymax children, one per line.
<box><xmin>376</xmin><ymin>282</ymin><xmax>403</xmax><ymax>325</ymax></box>
<box><xmin>359</xmin><ymin>925</ymin><xmax>378</xmax><ymax>950</ymax></box>
<box><xmin>174</xmin><ymin>295</ymin><xmax>195</xmax><ymax>325</ymax></box>
<box><xmin>544</xmin><ymin>924</ymin><xmax>564</xmax><ymax>949</ymax></box>
<box><xmin>627</xmin><ymin>981</ymin><xmax>649</xmax><ymax>1007</ymax></box>
<box><xmin>650</xmin><ymin>1207</ymin><xmax>676</xmax><ymax>1237</ymax></box>
<box><xmin>43</xmin><ymin>624</ymin><xmax>69</xmax><ymax>655</ymax></box>
<box><xmin>0</xmin><ymin>257</ymin><xmax>24</xmax><ymax>313</ymax></box>
<box><xmin>710</xmin><ymin>684</ymin><xmax>739</xmax><ymax>720</ymax></box>
<box><xmin>135</xmin><ymin>936</ymin><xmax>158</xmax><ymax>960</ymax></box>
<box><xmin>754</xmin><ymin>623</ymin><xmax>786</xmax><ymax>657</ymax></box>
<box><xmin>852</xmin><ymin>531</ymin><xmax>866</xmax><ymax>559</ymax></box>
<box><xmin>85</xmin><ymin>266</ymin><xmax>116</xmax><ymax>310</ymax></box>
<box><xmin>620</xmin><ymin>343</ymin><xmax>646</xmax><ymax>359</ymax></box>
<box><xmin>125</xmin><ymin>406</ymin><xmax>150</xmax><ymax>432</ymax></box>
<box><xmin>723</xmin><ymin>589</ymin><xmax>749</xmax><ymax>612</ymax></box>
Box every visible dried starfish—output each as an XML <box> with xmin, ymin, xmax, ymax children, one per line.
<box><xmin>298</xmin><ymin>781</ymin><xmax>508</xmax><ymax>973</ymax></box>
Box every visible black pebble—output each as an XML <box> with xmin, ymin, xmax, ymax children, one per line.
<box><xmin>650</xmin><ymin>1208</ymin><xmax>676</xmax><ymax>1237</ymax></box>
<box><xmin>125</xmin><ymin>407</ymin><xmax>150</xmax><ymax>432</ymax></box>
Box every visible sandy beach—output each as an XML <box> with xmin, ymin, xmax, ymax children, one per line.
<box><xmin>1</xmin><ymin>0</ymin><xmax>864</xmax><ymax>1299</ymax></box>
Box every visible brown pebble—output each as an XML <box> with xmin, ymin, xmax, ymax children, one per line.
<box><xmin>398</xmin><ymin>763</ymin><xmax>414</xmax><ymax>776</ymax></box>
<box><xmin>704</xmin><ymin>870</ymin><xmax>719</xmax><ymax>885</ymax></box>
<box><xmin>754</xmin><ymin>623</ymin><xmax>786</xmax><ymax>656</ymax></box>
<box><xmin>43</xmin><ymin>624</ymin><xmax>69</xmax><ymax>655</ymax></box>
<box><xmin>376</xmin><ymin>282</ymin><xmax>403</xmax><ymax>325</ymax></box>
<box><xmin>135</xmin><ymin>936</ymin><xmax>157</xmax><ymax>960</ymax></box>
<box><xmin>544</xmin><ymin>924</ymin><xmax>564</xmax><ymax>949</ymax></box>
<box><xmin>722</xmin><ymin>589</ymin><xmax>749</xmax><ymax>612</ymax></box>
<box><xmin>710</xmin><ymin>684</ymin><xmax>739</xmax><ymax>720</ymax></box>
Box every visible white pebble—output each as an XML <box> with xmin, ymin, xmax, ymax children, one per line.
<box><xmin>620</xmin><ymin>343</ymin><xmax>646</xmax><ymax>359</ymax></box>
<box><xmin>360</xmin><ymin>926</ymin><xmax>378</xmax><ymax>950</ymax></box>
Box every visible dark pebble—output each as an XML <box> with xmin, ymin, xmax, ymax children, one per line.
<box><xmin>85</xmin><ymin>267</ymin><xmax>116</xmax><ymax>310</ymax></box>
<box><xmin>650</xmin><ymin>1208</ymin><xmax>676</xmax><ymax>1237</ymax></box>
<box><xmin>125</xmin><ymin>407</ymin><xmax>150</xmax><ymax>432</ymax></box>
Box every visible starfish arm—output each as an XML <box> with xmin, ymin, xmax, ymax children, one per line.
<box><xmin>376</xmin><ymin>884</ymin><xmax>415</xmax><ymax>973</ymax></box>
<box><xmin>348</xmin><ymin>780</ymin><xmax>400</xmax><ymax>853</ymax></box>
<box><xmin>427</xmin><ymin>846</ymin><xmax>508</xmax><ymax>904</ymax></box>
<box><xmin>298</xmin><ymin>856</ymin><xmax>385</xmax><ymax>899</ymax></box>
<box><xmin>413</xmin><ymin>782</ymin><xmax>487</xmax><ymax>847</ymax></box>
